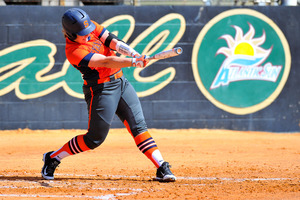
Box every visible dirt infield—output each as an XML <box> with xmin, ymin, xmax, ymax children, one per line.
<box><xmin>0</xmin><ymin>128</ymin><xmax>299</xmax><ymax>200</ymax></box>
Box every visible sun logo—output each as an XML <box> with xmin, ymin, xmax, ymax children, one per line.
<box><xmin>210</xmin><ymin>23</ymin><xmax>282</xmax><ymax>90</ymax></box>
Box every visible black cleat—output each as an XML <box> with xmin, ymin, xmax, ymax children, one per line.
<box><xmin>155</xmin><ymin>162</ymin><xmax>176</xmax><ymax>182</ymax></box>
<box><xmin>41</xmin><ymin>151</ymin><xmax>60</xmax><ymax>180</ymax></box>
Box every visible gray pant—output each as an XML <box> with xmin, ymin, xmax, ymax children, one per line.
<box><xmin>82</xmin><ymin>76</ymin><xmax>147</xmax><ymax>149</ymax></box>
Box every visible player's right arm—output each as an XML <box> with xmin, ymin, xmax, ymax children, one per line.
<box><xmin>89</xmin><ymin>54</ymin><xmax>132</xmax><ymax>69</ymax></box>
<box><xmin>89</xmin><ymin>53</ymin><xmax>148</xmax><ymax>69</ymax></box>
<box><xmin>68</xmin><ymin>47</ymin><xmax>148</xmax><ymax>69</ymax></box>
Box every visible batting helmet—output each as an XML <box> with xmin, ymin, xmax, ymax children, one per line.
<box><xmin>62</xmin><ymin>8</ymin><xmax>96</xmax><ymax>41</ymax></box>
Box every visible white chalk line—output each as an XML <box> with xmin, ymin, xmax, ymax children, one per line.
<box><xmin>178</xmin><ymin>176</ymin><xmax>293</xmax><ymax>182</ymax></box>
<box><xmin>55</xmin><ymin>173</ymin><xmax>295</xmax><ymax>182</ymax></box>
<box><xmin>0</xmin><ymin>179</ymin><xmax>144</xmax><ymax>192</ymax></box>
<box><xmin>0</xmin><ymin>178</ymin><xmax>141</xmax><ymax>200</ymax></box>
<box><xmin>0</xmin><ymin>174</ymin><xmax>145</xmax><ymax>199</ymax></box>
<box><xmin>0</xmin><ymin>172</ymin><xmax>295</xmax><ymax>182</ymax></box>
<box><xmin>0</xmin><ymin>180</ymin><xmax>144</xmax><ymax>193</ymax></box>
<box><xmin>0</xmin><ymin>173</ymin><xmax>296</xmax><ymax>199</ymax></box>
<box><xmin>0</xmin><ymin>193</ymin><xmax>129</xmax><ymax>200</ymax></box>
<box><xmin>0</xmin><ymin>173</ymin><xmax>294</xmax><ymax>190</ymax></box>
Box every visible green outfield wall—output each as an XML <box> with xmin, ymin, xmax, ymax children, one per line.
<box><xmin>0</xmin><ymin>6</ymin><xmax>299</xmax><ymax>132</ymax></box>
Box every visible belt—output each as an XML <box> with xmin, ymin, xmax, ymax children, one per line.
<box><xmin>83</xmin><ymin>70</ymin><xmax>123</xmax><ymax>85</ymax></box>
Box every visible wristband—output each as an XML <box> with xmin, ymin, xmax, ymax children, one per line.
<box><xmin>131</xmin><ymin>58</ymin><xmax>137</xmax><ymax>67</ymax></box>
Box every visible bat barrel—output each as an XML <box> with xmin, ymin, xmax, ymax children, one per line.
<box><xmin>147</xmin><ymin>47</ymin><xmax>183</xmax><ymax>60</ymax></box>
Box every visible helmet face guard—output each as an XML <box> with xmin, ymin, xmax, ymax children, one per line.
<box><xmin>62</xmin><ymin>8</ymin><xmax>96</xmax><ymax>40</ymax></box>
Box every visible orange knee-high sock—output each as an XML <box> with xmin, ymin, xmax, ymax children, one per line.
<box><xmin>134</xmin><ymin>131</ymin><xmax>164</xmax><ymax>168</ymax></box>
<box><xmin>50</xmin><ymin>134</ymin><xmax>90</xmax><ymax>161</ymax></box>
<box><xmin>123</xmin><ymin>120</ymin><xmax>164</xmax><ymax>168</ymax></box>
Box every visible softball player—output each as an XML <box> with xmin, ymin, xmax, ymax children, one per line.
<box><xmin>41</xmin><ymin>8</ymin><xmax>176</xmax><ymax>182</ymax></box>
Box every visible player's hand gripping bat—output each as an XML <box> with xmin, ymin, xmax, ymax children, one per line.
<box><xmin>146</xmin><ymin>47</ymin><xmax>183</xmax><ymax>60</ymax></box>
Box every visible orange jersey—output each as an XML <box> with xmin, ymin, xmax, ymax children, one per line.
<box><xmin>65</xmin><ymin>21</ymin><xmax>121</xmax><ymax>81</ymax></box>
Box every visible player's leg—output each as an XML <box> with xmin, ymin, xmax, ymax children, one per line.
<box><xmin>42</xmin><ymin>82</ymin><xmax>121</xmax><ymax>180</ymax></box>
<box><xmin>41</xmin><ymin>133</ymin><xmax>90</xmax><ymax>180</ymax></box>
<box><xmin>116</xmin><ymin>77</ymin><xmax>176</xmax><ymax>182</ymax></box>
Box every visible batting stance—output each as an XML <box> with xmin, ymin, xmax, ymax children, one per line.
<box><xmin>41</xmin><ymin>8</ymin><xmax>176</xmax><ymax>182</ymax></box>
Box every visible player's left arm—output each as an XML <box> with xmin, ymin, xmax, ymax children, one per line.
<box><xmin>99</xmin><ymin>28</ymin><xmax>140</xmax><ymax>58</ymax></box>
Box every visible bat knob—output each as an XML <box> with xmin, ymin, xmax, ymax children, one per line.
<box><xmin>175</xmin><ymin>47</ymin><xmax>183</xmax><ymax>55</ymax></box>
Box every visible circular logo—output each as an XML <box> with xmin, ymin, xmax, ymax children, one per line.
<box><xmin>192</xmin><ymin>9</ymin><xmax>291</xmax><ymax>115</ymax></box>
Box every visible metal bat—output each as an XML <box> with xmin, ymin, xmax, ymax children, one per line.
<box><xmin>146</xmin><ymin>47</ymin><xmax>183</xmax><ymax>60</ymax></box>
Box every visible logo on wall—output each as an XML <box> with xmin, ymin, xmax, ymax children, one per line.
<box><xmin>192</xmin><ymin>9</ymin><xmax>291</xmax><ymax>115</ymax></box>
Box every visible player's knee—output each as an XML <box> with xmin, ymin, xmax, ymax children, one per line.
<box><xmin>130</xmin><ymin>120</ymin><xmax>148</xmax><ymax>137</ymax></box>
<box><xmin>83</xmin><ymin>122</ymin><xmax>110</xmax><ymax>149</ymax></box>
<box><xmin>83</xmin><ymin>133</ymin><xmax>106</xmax><ymax>149</ymax></box>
